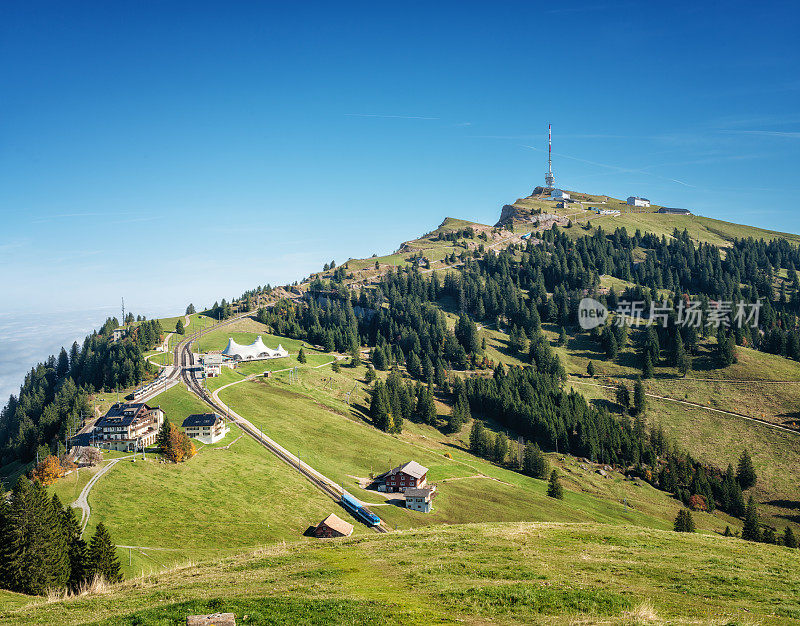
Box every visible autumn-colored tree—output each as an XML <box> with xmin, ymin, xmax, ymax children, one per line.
<box><xmin>162</xmin><ymin>423</ymin><xmax>196</xmax><ymax>463</ymax></box>
<box><xmin>32</xmin><ymin>455</ymin><xmax>63</xmax><ymax>486</ymax></box>
<box><xmin>688</xmin><ymin>494</ymin><xmax>708</xmax><ymax>512</ymax></box>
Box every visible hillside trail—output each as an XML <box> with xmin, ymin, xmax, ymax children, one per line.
<box><xmin>570</xmin><ymin>379</ymin><xmax>799</xmax><ymax>435</ymax></box>
<box><xmin>72</xmin><ymin>454</ymin><xmax>134</xmax><ymax>536</ymax></box>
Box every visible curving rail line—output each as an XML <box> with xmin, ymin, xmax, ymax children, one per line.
<box><xmin>171</xmin><ymin>311</ymin><xmax>389</xmax><ymax>532</ymax></box>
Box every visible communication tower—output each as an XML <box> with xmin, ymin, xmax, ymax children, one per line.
<box><xmin>544</xmin><ymin>124</ymin><xmax>555</xmax><ymax>189</ymax></box>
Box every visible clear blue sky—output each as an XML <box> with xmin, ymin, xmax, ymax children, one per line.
<box><xmin>2</xmin><ymin>0</ymin><xmax>799</xmax><ymax>317</ymax></box>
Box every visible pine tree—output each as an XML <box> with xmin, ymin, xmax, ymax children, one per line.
<box><xmin>742</xmin><ymin>496</ymin><xmax>761</xmax><ymax>542</ymax></box>
<box><xmin>371</xmin><ymin>346</ymin><xmax>388</xmax><ymax>370</ymax></box>
<box><xmin>369</xmin><ymin>381</ymin><xmax>391</xmax><ymax>432</ymax></box>
<box><xmin>783</xmin><ymin>526</ymin><xmax>797</xmax><ymax>548</ymax></box>
<box><xmin>155</xmin><ymin>417</ymin><xmax>172</xmax><ymax>452</ymax></box>
<box><xmin>586</xmin><ymin>361</ymin><xmax>595</xmax><ymax>377</ymax></box>
<box><xmin>364</xmin><ymin>364</ymin><xmax>376</xmax><ymax>383</ymax></box>
<box><xmin>547</xmin><ymin>470</ymin><xmax>563</xmax><ymax>499</ymax></box>
<box><xmin>88</xmin><ymin>522</ymin><xmax>122</xmax><ymax>583</ymax></box>
<box><xmin>615</xmin><ymin>383</ymin><xmax>630</xmax><ymax>414</ymax></box>
<box><xmin>723</xmin><ymin>525</ymin><xmax>733</xmax><ymax>537</ymax></box>
<box><xmin>297</xmin><ymin>347</ymin><xmax>307</xmax><ymax>364</ymax></box>
<box><xmin>349</xmin><ymin>348</ymin><xmax>361</xmax><ymax>367</ymax></box>
<box><xmin>1</xmin><ymin>479</ymin><xmax>70</xmax><ymax>595</ymax></box>
<box><xmin>523</xmin><ymin>442</ymin><xmax>549</xmax><ymax>479</ymax></box>
<box><xmin>420</xmin><ymin>387</ymin><xmax>437</xmax><ymax>426</ymax></box>
<box><xmin>175</xmin><ymin>320</ymin><xmax>184</xmax><ymax>335</ymax></box>
<box><xmin>469</xmin><ymin>420</ymin><xmax>485</xmax><ymax>455</ymax></box>
<box><xmin>675</xmin><ymin>333</ymin><xmax>691</xmax><ymax>376</ymax></box>
<box><xmin>736</xmin><ymin>449</ymin><xmax>757</xmax><ymax>490</ymax></box>
<box><xmin>331</xmin><ymin>360</ymin><xmax>341</xmax><ymax>373</ymax></box>
<box><xmin>674</xmin><ymin>509</ymin><xmax>695</xmax><ymax>532</ymax></box>
<box><xmin>557</xmin><ymin>326</ymin><xmax>567</xmax><ymax>347</ymax></box>
<box><xmin>633</xmin><ymin>378</ymin><xmax>646</xmax><ymax>415</ymax></box>
<box><xmin>493</xmin><ymin>432</ymin><xmax>509</xmax><ymax>464</ymax></box>
<box><xmin>186</xmin><ymin>303</ymin><xmax>196</xmax><ymax>315</ymax></box>
<box><xmin>642</xmin><ymin>353</ymin><xmax>654</xmax><ymax>379</ymax></box>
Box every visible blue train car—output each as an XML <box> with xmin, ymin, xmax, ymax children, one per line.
<box><xmin>341</xmin><ymin>492</ymin><xmax>381</xmax><ymax>526</ymax></box>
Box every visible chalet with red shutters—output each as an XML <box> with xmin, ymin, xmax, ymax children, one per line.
<box><xmin>378</xmin><ymin>460</ymin><xmax>428</xmax><ymax>493</ymax></box>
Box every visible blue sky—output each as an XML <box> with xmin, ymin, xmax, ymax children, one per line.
<box><xmin>1</xmin><ymin>0</ymin><xmax>799</xmax><ymax>318</ymax></box>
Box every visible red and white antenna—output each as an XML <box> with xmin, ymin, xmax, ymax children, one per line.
<box><xmin>544</xmin><ymin>124</ymin><xmax>555</xmax><ymax>188</ymax></box>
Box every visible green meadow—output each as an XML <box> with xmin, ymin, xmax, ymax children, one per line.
<box><xmin>4</xmin><ymin>522</ymin><xmax>799</xmax><ymax>625</ymax></box>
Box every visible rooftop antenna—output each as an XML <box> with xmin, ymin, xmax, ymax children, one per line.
<box><xmin>544</xmin><ymin>124</ymin><xmax>555</xmax><ymax>189</ymax></box>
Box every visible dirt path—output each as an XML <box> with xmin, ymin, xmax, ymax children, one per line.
<box><xmin>72</xmin><ymin>455</ymin><xmax>133</xmax><ymax>536</ymax></box>
<box><xmin>570</xmin><ymin>379</ymin><xmax>800</xmax><ymax>435</ymax></box>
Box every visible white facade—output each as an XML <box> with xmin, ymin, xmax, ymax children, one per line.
<box><xmin>222</xmin><ymin>336</ymin><xmax>289</xmax><ymax>361</ymax></box>
<box><xmin>404</xmin><ymin>487</ymin><xmax>436</xmax><ymax>513</ymax></box>
<box><xmin>551</xmin><ymin>189</ymin><xmax>570</xmax><ymax>200</ymax></box>
<box><xmin>182</xmin><ymin>413</ymin><xmax>229</xmax><ymax>444</ymax></box>
<box><xmin>626</xmin><ymin>196</ymin><xmax>650</xmax><ymax>207</ymax></box>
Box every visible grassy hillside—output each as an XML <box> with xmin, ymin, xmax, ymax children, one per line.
<box><xmin>3</xmin><ymin>522</ymin><xmax>799</xmax><ymax>625</ymax></box>
<box><xmin>526</xmin><ymin>320</ymin><xmax>800</xmax><ymax>531</ymax></box>
<box><xmin>49</xmin><ymin>384</ymin><xmax>354</xmax><ymax>578</ymax></box>
<box><xmin>502</xmin><ymin>192</ymin><xmax>800</xmax><ymax>248</ymax></box>
<box><xmin>219</xmin><ymin>366</ymin><xmax>731</xmax><ymax>535</ymax></box>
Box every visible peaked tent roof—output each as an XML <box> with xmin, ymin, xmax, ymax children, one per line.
<box><xmin>222</xmin><ymin>336</ymin><xmax>288</xmax><ymax>360</ymax></box>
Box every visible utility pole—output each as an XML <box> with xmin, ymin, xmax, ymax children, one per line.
<box><xmin>121</xmin><ymin>297</ymin><xmax>125</xmax><ymax>326</ymax></box>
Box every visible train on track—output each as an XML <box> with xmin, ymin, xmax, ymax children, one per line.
<box><xmin>341</xmin><ymin>492</ymin><xmax>381</xmax><ymax>527</ymax></box>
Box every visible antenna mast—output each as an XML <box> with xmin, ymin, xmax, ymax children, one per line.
<box><xmin>121</xmin><ymin>297</ymin><xmax>125</xmax><ymax>325</ymax></box>
<box><xmin>544</xmin><ymin>124</ymin><xmax>555</xmax><ymax>189</ymax></box>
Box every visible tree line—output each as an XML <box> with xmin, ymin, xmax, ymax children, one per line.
<box><xmin>0</xmin><ymin>478</ymin><xmax>122</xmax><ymax>595</ymax></box>
<box><xmin>0</xmin><ymin>317</ymin><xmax>162</xmax><ymax>466</ymax></box>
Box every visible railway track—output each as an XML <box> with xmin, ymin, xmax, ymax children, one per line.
<box><xmin>171</xmin><ymin>310</ymin><xmax>389</xmax><ymax>533</ymax></box>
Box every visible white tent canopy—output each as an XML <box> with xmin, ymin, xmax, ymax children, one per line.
<box><xmin>222</xmin><ymin>336</ymin><xmax>289</xmax><ymax>361</ymax></box>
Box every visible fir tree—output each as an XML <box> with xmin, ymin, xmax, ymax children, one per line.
<box><xmin>493</xmin><ymin>432</ymin><xmax>509</xmax><ymax>464</ymax></box>
<box><xmin>175</xmin><ymin>320</ymin><xmax>184</xmax><ymax>335</ymax></box>
<box><xmin>633</xmin><ymin>377</ymin><xmax>646</xmax><ymax>415</ymax></box>
<box><xmin>371</xmin><ymin>346</ymin><xmax>388</xmax><ymax>370</ymax></box>
<box><xmin>419</xmin><ymin>386</ymin><xmax>437</xmax><ymax>426</ymax></box>
<box><xmin>523</xmin><ymin>442</ymin><xmax>549</xmax><ymax>479</ymax></box>
<box><xmin>615</xmin><ymin>383</ymin><xmax>630</xmax><ymax>413</ymax></box>
<box><xmin>674</xmin><ymin>509</ymin><xmax>695</xmax><ymax>532</ymax></box>
<box><xmin>557</xmin><ymin>326</ymin><xmax>567</xmax><ymax>347</ymax></box>
<box><xmin>642</xmin><ymin>353</ymin><xmax>654</xmax><ymax>379</ymax></box>
<box><xmin>723</xmin><ymin>525</ymin><xmax>733</xmax><ymax>537</ymax></box>
<box><xmin>742</xmin><ymin>496</ymin><xmax>761</xmax><ymax>542</ymax></box>
<box><xmin>1</xmin><ymin>479</ymin><xmax>70</xmax><ymax>595</ymax></box>
<box><xmin>350</xmin><ymin>347</ymin><xmax>362</xmax><ymax>367</ymax></box>
<box><xmin>586</xmin><ymin>361</ymin><xmax>595</xmax><ymax>377</ymax></box>
<box><xmin>469</xmin><ymin>420</ymin><xmax>486</xmax><ymax>456</ymax></box>
<box><xmin>297</xmin><ymin>347</ymin><xmax>307</xmax><ymax>364</ymax></box>
<box><xmin>364</xmin><ymin>364</ymin><xmax>377</xmax><ymax>383</ymax></box>
<box><xmin>88</xmin><ymin>522</ymin><xmax>122</xmax><ymax>583</ymax></box>
<box><xmin>370</xmin><ymin>381</ymin><xmax>391</xmax><ymax>432</ymax></box>
<box><xmin>155</xmin><ymin>417</ymin><xmax>172</xmax><ymax>452</ymax></box>
<box><xmin>547</xmin><ymin>470</ymin><xmax>563</xmax><ymax>499</ymax></box>
<box><xmin>736</xmin><ymin>449</ymin><xmax>757</xmax><ymax>490</ymax></box>
<box><xmin>331</xmin><ymin>360</ymin><xmax>341</xmax><ymax>373</ymax></box>
<box><xmin>782</xmin><ymin>526</ymin><xmax>797</xmax><ymax>548</ymax></box>
<box><xmin>761</xmin><ymin>526</ymin><xmax>777</xmax><ymax>545</ymax></box>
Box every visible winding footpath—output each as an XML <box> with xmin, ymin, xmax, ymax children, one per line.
<box><xmin>72</xmin><ymin>455</ymin><xmax>133</xmax><ymax>536</ymax></box>
<box><xmin>570</xmin><ymin>378</ymin><xmax>800</xmax><ymax>436</ymax></box>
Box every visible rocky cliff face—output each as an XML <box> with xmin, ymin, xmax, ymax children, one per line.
<box><xmin>496</xmin><ymin>204</ymin><xmax>519</xmax><ymax>226</ymax></box>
